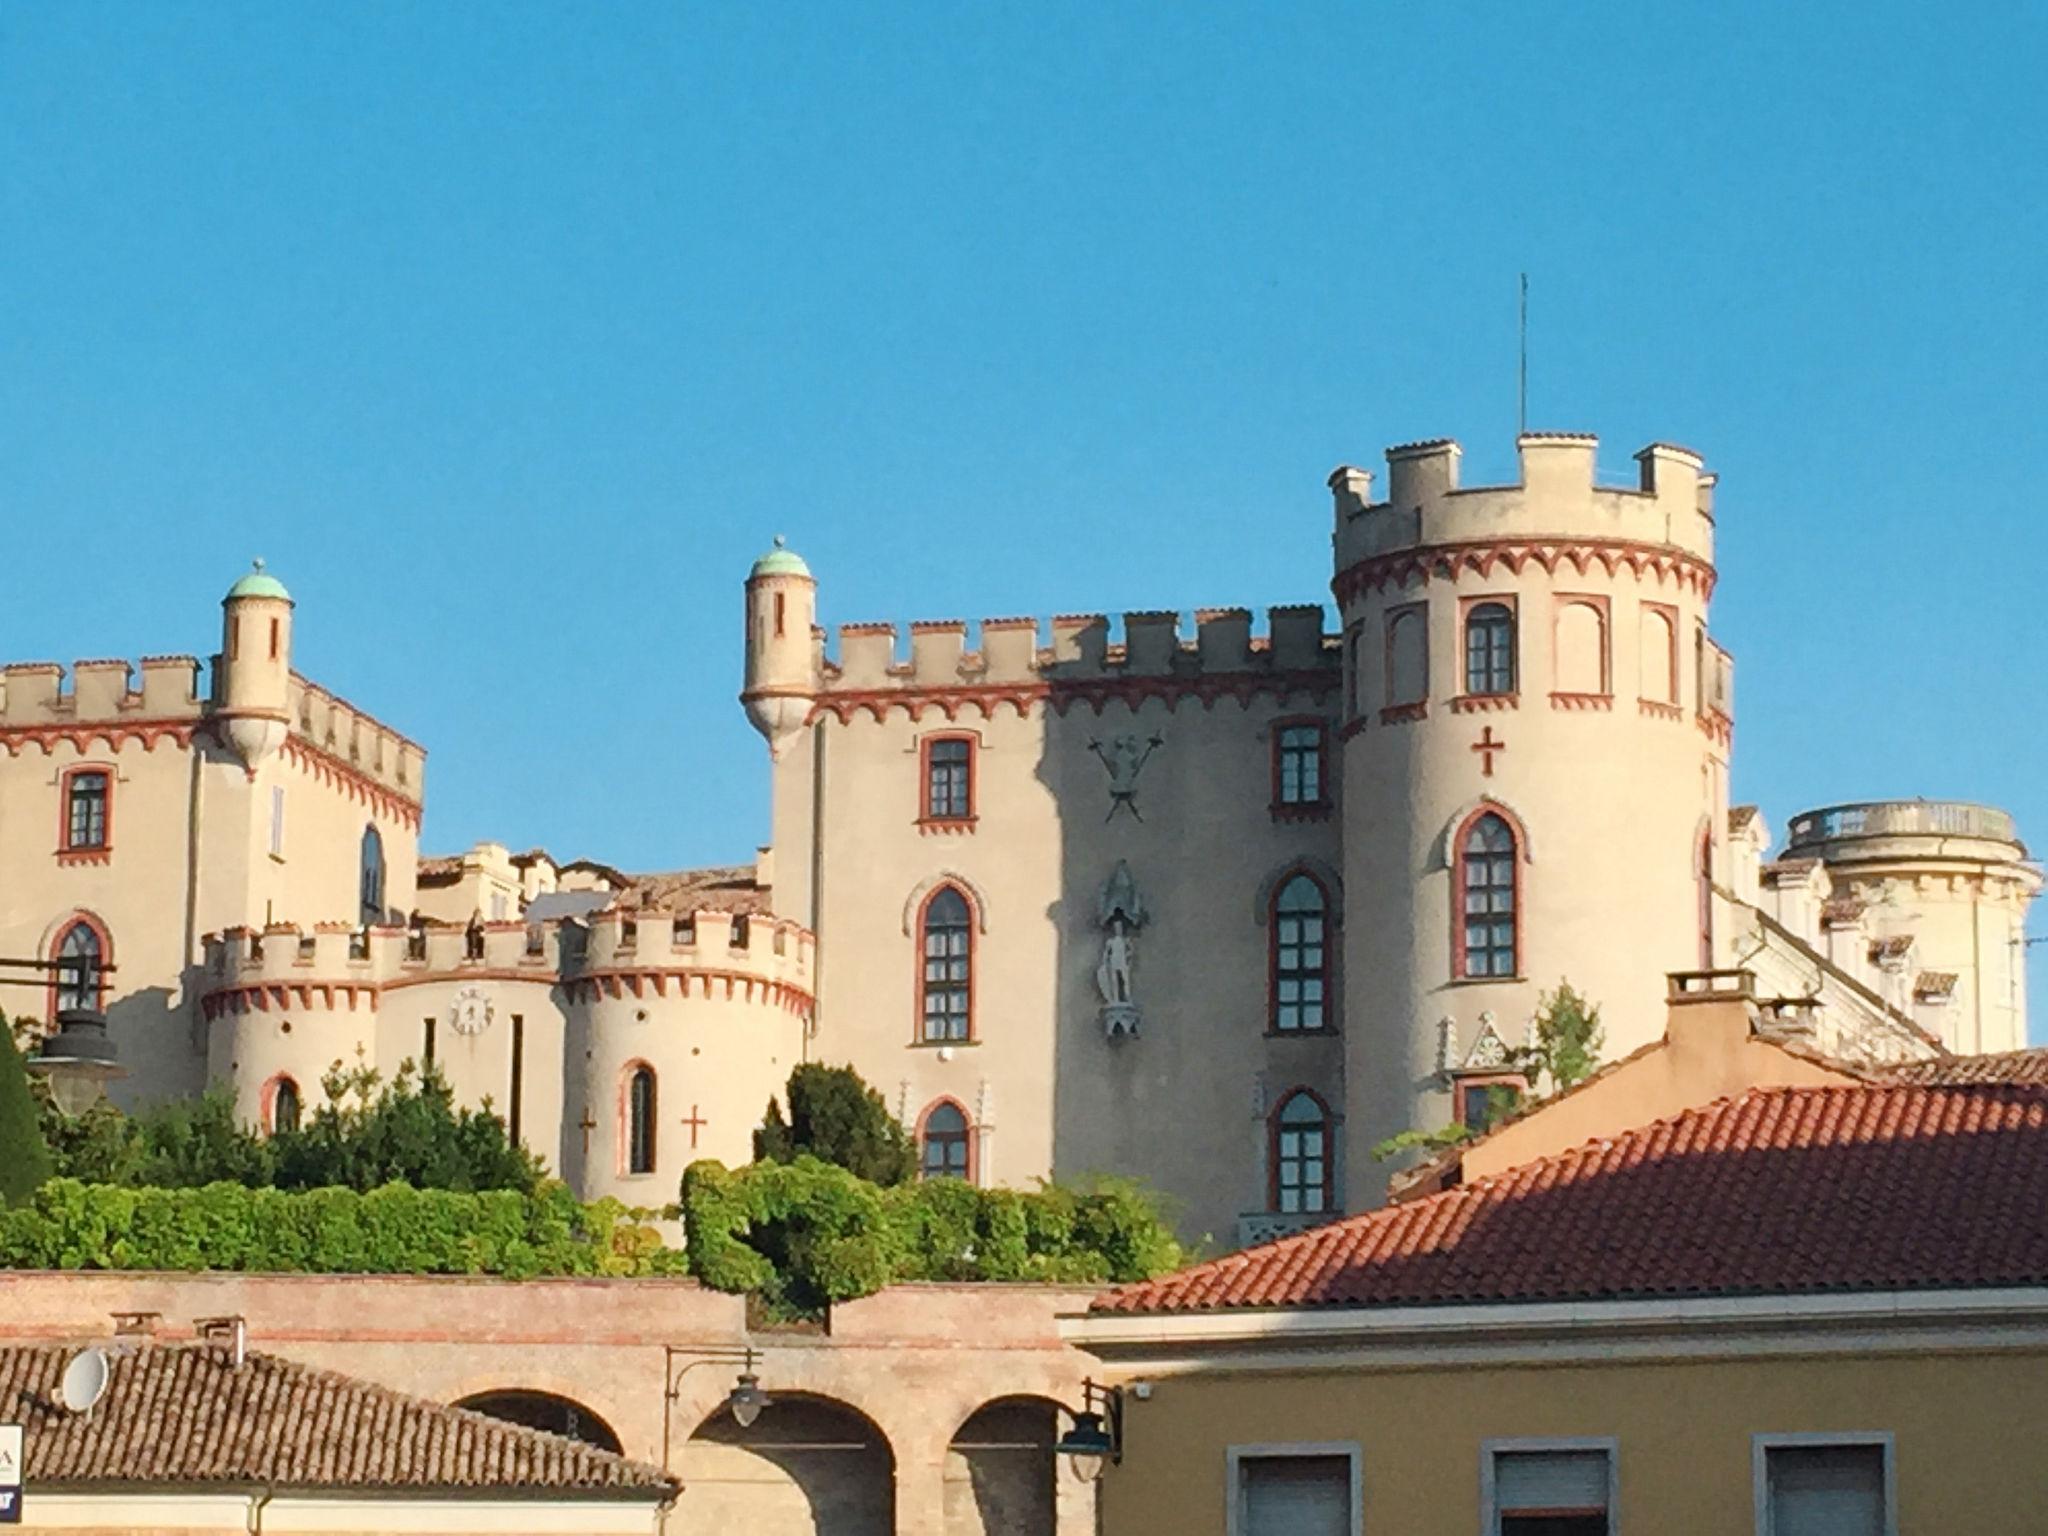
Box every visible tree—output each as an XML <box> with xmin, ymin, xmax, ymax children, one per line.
<box><xmin>0</xmin><ymin>1011</ymin><xmax>56</xmax><ymax>1205</ymax></box>
<box><xmin>1525</xmin><ymin>980</ymin><xmax>1604</xmax><ymax>1092</ymax></box>
<box><xmin>270</xmin><ymin>1054</ymin><xmax>543</xmax><ymax>1195</ymax></box>
<box><xmin>754</xmin><ymin>1063</ymin><xmax>916</xmax><ymax>1187</ymax></box>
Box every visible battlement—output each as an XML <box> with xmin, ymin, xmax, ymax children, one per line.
<box><xmin>817</xmin><ymin>606</ymin><xmax>1338</xmax><ymax>694</ymax></box>
<box><xmin>203</xmin><ymin>906</ymin><xmax>815</xmax><ymax>994</ymax></box>
<box><xmin>288</xmin><ymin>674</ymin><xmax>426</xmax><ymax>804</ymax></box>
<box><xmin>1332</xmin><ymin>433</ymin><xmax>1718</xmax><ymax>575</ymax></box>
<box><xmin>0</xmin><ymin>655</ymin><xmax>206</xmax><ymax>726</ymax></box>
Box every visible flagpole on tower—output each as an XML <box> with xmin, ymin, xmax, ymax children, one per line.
<box><xmin>1518</xmin><ymin>272</ymin><xmax>1529</xmax><ymax>437</ymax></box>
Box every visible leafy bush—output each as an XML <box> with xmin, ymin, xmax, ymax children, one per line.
<box><xmin>0</xmin><ymin>1177</ymin><xmax>683</xmax><ymax>1278</ymax></box>
<box><xmin>754</xmin><ymin>1064</ymin><xmax>915</xmax><ymax>1187</ymax></box>
<box><xmin>0</xmin><ymin>1017</ymin><xmax>55</xmax><ymax>1206</ymax></box>
<box><xmin>682</xmin><ymin>1157</ymin><xmax>1182</xmax><ymax>1318</ymax></box>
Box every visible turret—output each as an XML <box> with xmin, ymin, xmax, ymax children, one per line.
<box><xmin>741</xmin><ymin>537</ymin><xmax>818</xmax><ymax>754</ymax></box>
<box><xmin>217</xmin><ymin>560</ymin><xmax>293</xmax><ymax>769</ymax></box>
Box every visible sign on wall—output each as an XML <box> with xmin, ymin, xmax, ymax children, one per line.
<box><xmin>0</xmin><ymin>1423</ymin><xmax>21</xmax><ymax>1523</ymax></box>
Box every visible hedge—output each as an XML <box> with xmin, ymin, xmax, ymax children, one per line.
<box><xmin>0</xmin><ymin>1178</ymin><xmax>686</xmax><ymax>1279</ymax></box>
<box><xmin>681</xmin><ymin>1156</ymin><xmax>1183</xmax><ymax>1315</ymax></box>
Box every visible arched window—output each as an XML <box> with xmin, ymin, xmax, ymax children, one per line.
<box><xmin>1464</xmin><ymin>602</ymin><xmax>1516</xmax><ymax>697</ymax></box>
<box><xmin>359</xmin><ymin>826</ymin><xmax>386</xmax><ymax>924</ymax></box>
<box><xmin>1270</xmin><ymin>1090</ymin><xmax>1332</xmax><ymax>1215</ymax></box>
<box><xmin>271</xmin><ymin>1076</ymin><xmax>302</xmax><ymax>1135</ymax></box>
<box><xmin>52</xmin><ymin>919</ymin><xmax>106</xmax><ymax>1014</ymax></box>
<box><xmin>1270</xmin><ymin>875</ymin><xmax>1330</xmax><ymax>1033</ymax></box>
<box><xmin>919</xmin><ymin>886</ymin><xmax>973</xmax><ymax>1042</ymax></box>
<box><xmin>626</xmin><ymin>1065</ymin><xmax>657</xmax><ymax>1174</ymax></box>
<box><xmin>919</xmin><ymin>1100</ymin><xmax>971</xmax><ymax>1181</ymax></box>
<box><xmin>1458</xmin><ymin>813</ymin><xmax>1519</xmax><ymax>978</ymax></box>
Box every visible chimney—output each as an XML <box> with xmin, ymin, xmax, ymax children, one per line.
<box><xmin>110</xmin><ymin>1311</ymin><xmax>160</xmax><ymax>1342</ymax></box>
<box><xmin>195</xmin><ymin>1315</ymin><xmax>248</xmax><ymax>1368</ymax></box>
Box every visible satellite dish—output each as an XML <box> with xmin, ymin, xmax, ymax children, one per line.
<box><xmin>59</xmin><ymin>1347</ymin><xmax>110</xmax><ymax>1415</ymax></box>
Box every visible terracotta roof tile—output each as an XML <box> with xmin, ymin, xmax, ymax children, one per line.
<box><xmin>1877</xmin><ymin>1048</ymin><xmax>2048</xmax><ymax>1086</ymax></box>
<box><xmin>0</xmin><ymin>1343</ymin><xmax>674</xmax><ymax>1494</ymax></box>
<box><xmin>1095</xmin><ymin>1085</ymin><xmax>2048</xmax><ymax>1315</ymax></box>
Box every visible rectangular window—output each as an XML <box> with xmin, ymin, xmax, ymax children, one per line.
<box><xmin>508</xmin><ymin>1015</ymin><xmax>525</xmax><ymax>1146</ymax></box>
<box><xmin>1462</xmin><ymin>1080</ymin><xmax>1522</xmax><ymax>1131</ymax></box>
<box><xmin>65</xmin><ymin>771</ymin><xmax>110</xmax><ymax>850</ymax></box>
<box><xmin>1759</xmin><ymin>1439</ymin><xmax>1890</xmax><ymax>1536</ymax></box>
<box><xmin>269</xmin><ymin>785</ymin><xmax>286</xmax><ymax>858</ymax></box>
<box><xmin>422</xmin><ymin>1016</ymin><xmax>436</xmax><ymax>1069</ymax></box>
<box><xmin>1487</xmin><ymin>1444</ymin><xmax>1613</xmax><ymax>1536</ymax></box>
<box><xmin>1231</xmin><ymin>1447</ymin><xmax>1357</xmax><ymax>1536</ymax></box>
<box><xmin>1274</xmin><ymin>723</ymin><xmax>1326</xmax><ymax>808</ymax></box>
<box><xmin>923</xmin><ymin>737</ymin><xmax>973</xmax><ymax>822</ymax></box>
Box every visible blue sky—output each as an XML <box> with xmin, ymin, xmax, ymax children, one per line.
<box><xmin>4</xmin><ymin>3</ymin><xmax>2044</xmax><ymax>1026</ymax></box>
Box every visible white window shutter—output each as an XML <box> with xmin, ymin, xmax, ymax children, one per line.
<box><xmin>1768</xmin><ymin>1445</ymin><xmax>1885</xmax><ymax>1536</ymax></box>
<box><xmin>1242</xmin><ymin>1455</ymin><xmax>1350</xmax><ymax>1536</ymax></box>
<box><xmin>1495</xmin><ymin>1449</ymin><xmax>1609</xmax><ymax>1511</ymax></box>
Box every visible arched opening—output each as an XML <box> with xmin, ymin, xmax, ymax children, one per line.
<box><xmin>625</xmin><ymin>1063</ymin><xmax>657</xmax><ymax>1175</ymax></box>
<box><xmin>945</xmin><ymin>1397</ymin><xmax>1059</xmax><ymax>1536</ymax></box>
<box><xmin>1269</xmin><ymin>872</ymin><xmax>1331</xmax><ymax>1033</ymax></box>
<box><xmin>360</xmin><ymin>825</ymin><xmax>386</xmax><ymax>924</ymax></box>
<box><xmin>455</xmin><ymin>1390</ymin><xmax>623</xmax><ymax>1453</ymax></box>
<box><xmin>683</xmin><ymin>1392</ymin><xmax>895</xmax><ymax>1536</ymax></box>
<box><xmin>1270</xmin><ymin>1088</ymin><xmax>1334</xmax><ymax>1215</ymax></box>
<box><xmin>1454</xmin><ymin>808</ymin><xmax>1521</xmax><ymax>980</ymax></box>
<box><xmin>918</xmin><ymin>884</ymin><xmax>974</xmax><ymax>1042</ymax></box>
<box><xmin>50</xmin><ymin>915</ymin><xmax>110</xmax><ymax>1016</ymax></box>
<box><xmin>918</xmin><ymin>1098</ymin><xmax>973</xmax><ymax>1182</ymax></box>
<box><xmin>266</xmin><ymin>1074</ymin><xmax>301</xmax><ymax>1135</ymax></box>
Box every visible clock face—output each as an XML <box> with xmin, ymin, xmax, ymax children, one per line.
<box><xmin>448</xmin><ymin>984</ymin><xmax>493</xmax><ymax>1037</ymax></box>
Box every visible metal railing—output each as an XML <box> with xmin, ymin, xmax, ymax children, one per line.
<box><xmin>1787</xmin><ymin>801</ymin><xmax>2018</xmax><ymax>848</ymax></box>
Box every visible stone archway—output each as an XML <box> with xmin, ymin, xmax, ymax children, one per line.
<box><xmin>945</xmin><ymin>1396</ymin><xmax>1059</xmax><ymax>1536</ymax></box>
<box><xmin>681</xmin><ymin>1391</ymin><xmax>895</xmax><ymax>1535</ymax></box>
<box><xmin>454</xmin><ymin>1389</ymin><xmax>624</xmax><ymax>1453</ymax></box>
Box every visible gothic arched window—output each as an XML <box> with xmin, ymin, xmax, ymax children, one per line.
<box><xmin>52</xmin><ymin>918</ymin><xmax>106</xmax><ymax>1014</ymax></box>
<box><xmin>1458</xmin><ymin>812</ymin><xmax>1519</xmax><ymax>979</ymax></box>
<box><xmin>271</xmin><ymin>1076</ymin><xmax>302</xmax><ymax>1135</ymax></box>
<box><xmin>359</xmin><ymin>826</ymin><xmax>386</xmax><ymax>924</ymax></box>
<box><xmin>1270</xmin><ymin>1090</ymin><xmax>1332</xmax><ymax>1215</ymax></box>
<box><xmin>919</xmin><ymin>1100</ymin><xmax>971</xmax><ymax>1181</ymax></box>
<box><xmin>1464</xmin><ymin>602</ymin><xmax>1516</xmax><ymax>697</ymax></box>
<box><xmin>1270</xmin><ymin>874</ymin><xmax>1330</xmax><ymax>1033</ymax></box>
<box><xmin>919</xmin><ymin>886</ymin><xmax>973</xmax><ymax>1042</ymax></box>
<box><xmin>626</xmin><ymin>1065</ymin><xmax>657</xmax><ymax>1175</ymax></box>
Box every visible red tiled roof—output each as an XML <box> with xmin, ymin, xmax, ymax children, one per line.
<box><xmin>1094</xmin><ymin>1085</ymin><xmax>2048</xmax><ymax>1315</ymax></box>
<box><xmin>0</xmin><ymin>1343</ymin><xmax>673</xmax><ymax>1494</ymax></box>
<box><xmin>1878</xmin><ymin>1049</ymin><xmax>2048</xmax><ymax>1086</ymax></box>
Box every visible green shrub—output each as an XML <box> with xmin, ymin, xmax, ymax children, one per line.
<box><xmin>0</xmin><ymin>1018</ymin><xmax>55</xmax><ymax>1206</ymax></box>
<box><xmin>754</xmin><ymin>1064</ymin><xmax>916</xmax><ymax>1187</ymax></box>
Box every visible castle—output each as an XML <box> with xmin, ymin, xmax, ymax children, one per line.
<box><xmin>4</xmin><ymin>434</ymin><xmax>2036</xmax><ymax>1244</ymax></box>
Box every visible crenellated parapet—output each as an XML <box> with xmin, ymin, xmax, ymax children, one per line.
<box><xmin>1330</xmin><ymin>434</ymin><xmax>1718</xmax><ymax>604</ymax></box>
<box><xmin>807</xmin><ymin>606</ymin><xmax>1340</xmax><ymax>724</ymax></box>
<box><xmin>288</xmin><ymin>674</ymin><xmax>426</xmax><ymax>817</ymax></box>
<box><xmin>0</xmin><ymin>656</ymin><xmax>206</xmax><ymax>754</ymax></box>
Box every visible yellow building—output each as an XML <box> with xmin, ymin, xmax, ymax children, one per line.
<box><xmin>1065</xmin><ymin>1072</ymin><xmax>2048</xmax><ymax>1535</ymax></box>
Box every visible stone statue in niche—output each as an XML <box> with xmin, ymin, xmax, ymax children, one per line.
<box><xmin>1088</xmin><ymin>733</ymin><xmax>1164</xmax><ymax>821</ymax></box>
<box><xmin>1095</xmin><ymin>860</ymin><xmax>1147</xmax><ymax>1038</ymax></box>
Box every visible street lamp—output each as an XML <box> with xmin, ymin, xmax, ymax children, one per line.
<box><xmin>660</xmin><ymin>1344</ymin><xmax>772</xmax><ymax>1474</ymax></box>
<box><xmin>30</xmin><ymin>1007</ymin><xmax>126</xmax><ymax>1117</ymax></box>
<box><xmin>1053</xmin><ymin>1379</ymin><xmax>1123</xmax><ymax>1481</ymax></box>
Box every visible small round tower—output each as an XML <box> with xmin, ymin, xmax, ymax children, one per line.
<box><xmin>217</xmin><ymin>559</ymin><xmax>294</xmax><ymax>769</ymax></box>
<box><xmin>1783</xmin><ymin>800</ymin><xmax>2040</xmax><ymax>1054</ymax></box>
<box><xmin>1330</xmin><ymin>434</ymin><xmax>1728</xmax><ymax>1201</ymax></box>
<box><xmin>741</xmin><ymin>537</ymin><xmax>818</xmax><ymax>755</ymax></box>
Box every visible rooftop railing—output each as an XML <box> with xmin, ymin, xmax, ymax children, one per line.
<box><xmin>1786</xmin><ymin>801</ymin><xmax>2019</xmax><ymax>849</ymax></box>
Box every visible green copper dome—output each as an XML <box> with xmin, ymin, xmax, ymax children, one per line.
<box><xmin>225</xmin><ymin>559</ymin><xmax>291</xmax><ymax>602</ymax></box>
<box><xmin>750</xmin><ymin>536</ymin><xmax>812</xmax><ymax>580</ymax></box>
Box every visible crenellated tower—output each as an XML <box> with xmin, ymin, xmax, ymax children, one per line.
<box><xmin>1329</xmin><ymin>433</ymin><xmax>1730</xmax><ymax>1201</ymax></box>
<box><xmin>741</xmin><ymin>537</ymin><xmax>819</xmax><ymax>755</ymax></box>
<box><xmin>217</xmin><ymin>559</ymin><xmax>294</xmax><ymax>769</ymax></box>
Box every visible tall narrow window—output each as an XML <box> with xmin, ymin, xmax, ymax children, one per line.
<box><xmin>1761</xmin><ymin>1441</ymin><xmax>1888</xmax><ymax>1536</ymax></box>
<box><xmin>63</xmin><ymin>770</ymin><xmax>110</xmax><ymax>852</ymax></box>
<box><xmin>1464</xmin><ymin>602</ymin><xmax>1516</xmax><ymax>696</ymax></box>
<box><xmin>1270</xmin><ymin>1090</ymin><xmax>1332</xmax><ymax>1215</ymax></box>
<box><xmin>271</xmin><ymin>1076</ymin><xmax>301</xmax><ymax>1134</ymax></box>
<box><xmin>508</xmin><ymin>1015</ymin><xmax>525</xmax><ymax>1146</ymax></box>
<box><xmin>919</xmin><ymin>886</ymin><xmax>973</xmax><ymax>1042</ymax></box>
<box><xmin>268</xmin><ymin>617</ymin><xmax>281</xmax><ymax>659</ymax></box>
<box><xmin>269</xmin><ymin>785</ymin><xmax>286</xmax><ymax>858</ymax></box>
<box><xmin>919</xmin><ymin>1100</ymin><xmax>971</xmax><ymax>1180</ymax></box>
<box><xmin>422</xmin><ymin>1016</ymin><xmax>436</xmax><ymax>1069</ymax></box>
<box><xmin>359</xmin><ymin>826</ymin><xmax>386</xmax><ymax>924</ymax></box>
<box><xmin>1270</xmin><ymin>874</ymin><xmax>1329</xmax><ymax>1033</ymax></box>
<box><xmin>1459</xmin><ymin>812</ymin><xmax>1519</xmax><ymax>978</ymax></box>
<box><xmin>627</xmin><ymin>1066</ymin><xmax>656</xmax><ymax>1174</ymax></box>
<box><xmin>1489</xmin><ymin>1446</ymin><xmax>1613</xmax><ymax>1535</ymax></box>
<box><xmin>922</xmin><ymin>737</ymin><xmax>974</xmax><ymax>823</ymax></box>
<box><xmin>53</xmin><ymin>920</ymin><xmax>105</xmax><ymax>1013</ymax></box>
<box><xmin>1273</xmin><ymin>724</ymin><xmax>1327</xmax><ymax>810</ymax></box>
<box><xmin>1698</xmin><ymin>828</ymin><xmax>1715</xmax><ymax>969</ymax></box>
<box><xmin>773</xmin><ymin>591</ymin><xmax>787</xmax><ymax>637</ymax></box>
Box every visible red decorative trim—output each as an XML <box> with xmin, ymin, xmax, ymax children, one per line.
<box><xmin>1333</xmin><ymin>536</ymin><xmax>1717</xmax><ymax>604</ymax></box>
<box><xmin>808</xmin><ymin>667</ymin><xmax>1339</xmax><ymax>726</ymax></box>
<box><xmin>46</xmin><ymin>911</ymin><xmax>112</xmax><ymax>1020</ymax></box>
<box><xmin>1338</xmin><ymin>716</ymin><xmax>1368</xmax><ymax>741</ymax></box>
<box><xmin>1449</xmin><ymin>694</ymin><xmax>1519</xmax><ymax>714</ymax></box>
<box><xmin>1457</xmin><ymin>593</ymin><xmax>1518</xmax><ymax>707</ymax></box>
<box><xmin>1267</xmin><ymin>1087</ymin><xmax>1335</xmax><ymax>1214</ymax></box>
<box><xmin>917</xmin><ymin>731</ymin><xmax>978</xmax><ymax>833</ymax></box>
<box><xmin>201</xmin><ymin>967</ymin><xmax>816</xmax><ymax>1019</ymax></box>
<box><xmin>1449</xmin><ymin>801</ymin><xmax>1524</xmax><ymax>982</ymax></box>
<box><xmin>1379</xmin><ymin>701</ymin><xmax>1428</xmax><ymax>725</ymax></box>
<box><xmin>1548</xmin><ymin>692</ymin><xmax>1613</xmax><ymax>711</ymax></box>
<box><xmin>914</xmin><ymin>1096</ymin><xmax>976</xmax><ymax>1183</ymax></box>
<box><xmin>1269</xmin><ymin>716</ymin><xmax>1332</xmax><ymax>821</ymax></box>
<box><xmin>1267</xmin><ymin>869</ymin><xmax>1336</xmax><ymax>1036</ymax></box>
<box><xmin>56</xmin><ymin>763</ymin><xmax>116</xmax><ymax>860</ymax></box>
<box><xmin>55</xmin><ymin>850</ymin><xmax>112</xmax><ymax>867</ymax></box>
<box><xmin>1638</xmin><ymin>698</ymin><xmax>1684</xmax><ymax>721</ymax></box>
<box><xmin>260</xmin><ymin>1072</ymin><xmax>302</xmax><ymax>1136</ymax></box>
<box><xmin>0</xmin><ymin>720</ymin><xmax>195</xmax><ymax>758</ymax></box>
<box><xmin>1639</xmin><ymin>601</ymin><xmax>1681</xmax><ymax>707</ymax></box>
<box><xmin>280</xmin><ymin>736</ymin><xmax>422</xmax><ymax>830</ymax></box>
<box><xmin>1696</xmin><ymin>711</ymin><xmax>1733</xmax><ymax>747</ymax></box>
<box><xmin>913</xmin><ymin>883</ymin><xmax>976</xmax><ymax>1045</ymax></box>
<box><xmin>1550</xmin><ymin>592</ymin><xmax>1612</xmax><ymax>697</ymax></box>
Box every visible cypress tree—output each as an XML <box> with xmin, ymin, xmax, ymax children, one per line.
<box><xmin>0</xmin><ymin>1014</ymin><xmax>55</xmax><ymax>1205</ymax></box>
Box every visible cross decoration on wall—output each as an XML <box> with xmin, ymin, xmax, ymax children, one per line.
<box><xmin>680</xmin><ymin>1104</ymin><xmax>709</xmax><ymax>1150</ymax></box>
<box><xmin>577</xmin><ymin>1107</ymin><xmax>598</xmax><ymax>1156</ymax></box>
<box><xmin>1471</xmin><ymin>726</ymin><xmax>1507</xmax><ymax>778</ymax></box>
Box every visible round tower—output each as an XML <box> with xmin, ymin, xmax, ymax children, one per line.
<box><xmin>741</xmin><ymin>537</ymin><xmax>818</xmax><ymax>755</ymax></box>
<box><xmin>1782</xmin><ymin>800</ymin><xmax>2040</xmax><ymax>1054</ymax></box>
<box><xmin>1330</xmin><ymin>434</ymin><xmax>1727</xmax><ymax>1201</ymax></box>
<box><xmin>217</xmin><ymin>559</ymin><xmax>294</xmax><ymax>769</ymax></box>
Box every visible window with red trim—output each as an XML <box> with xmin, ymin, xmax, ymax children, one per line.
<box><xmin>1270</xmin><ymin>874</ymin><xmax>1329</xmax><ymax>1033</ymax></box>
<box><xmin>1270</xmin><ymin>1090</ymin><xmax>1332</xmax><ymax>1214</ymax></box>
<box><xmin>919</xmin><ymin>1100</ymin><xmax>971</xmax><ymax>1180</ymax></box>
<box><xmin>921</xmin><ymin>736</ymin><xmax>974</xmax><ymax>824</ymax></box>
<box><xmin>919</xmin><ymin>887</ymin><xmax>973</xmax><ymax>1041</ymax></box>
<box><xmin>1272</xmin><ymin>723</ymin><xmax>1327</xmax><ymax>813</ymax></box>
<box><xmin>1459</xmin><ymin>813</ymin><xmax>1519</xmax><ymax>978</ymax></box>
<box><xmin>1463</xmin><ymin>602</ymin><xmax>1517</xmax><ymax>696</ymax></box>
<box><xmin>62</xmin><ymin>769</ymin><xmax>110</xmax><ymax>852</ymax></box>
<box><xmin>270</xmin><ymin>1076</ymin><xmax>302</xmax><ymax>1134</ymax></box>
<box><xmin>51</xmin><ymin>918</ymin><xmax>107</xmax><ymax>1014</ymax></box>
